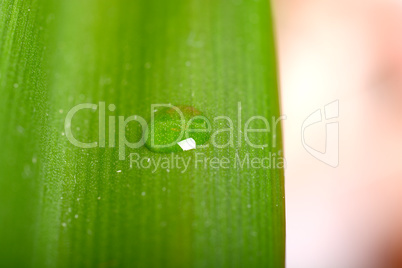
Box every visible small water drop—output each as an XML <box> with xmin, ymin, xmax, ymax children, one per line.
<box><xmin>144</xmin><ymin>105</ymin><xmax>211</xmax><ymax>153</ymax></box>
<box><xmin>141</xmin><ymin>192</ymin><xmax>146</xmax><ymax>196</ymax></box>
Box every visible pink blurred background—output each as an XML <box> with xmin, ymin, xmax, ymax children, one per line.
<box><xmin>273</xmin><ymin>0</ymin><xmax>402</xmax><ymax>267</ymax></box>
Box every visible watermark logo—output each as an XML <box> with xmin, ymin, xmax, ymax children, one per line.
<box><xmin>301</xmin><ymin>100</ymin><xmax>339</xmax><ymax>167</ymax></box>
<box><xmin>63</xmin><ymin>102</ymin><xmax>287</xmax><ymax>172</ymax></box>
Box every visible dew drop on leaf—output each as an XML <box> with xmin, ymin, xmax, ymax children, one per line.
<box><xmin>144</xmin><ymin>105</ymin><xmax>211</xmax><ymax>153</ymax></box>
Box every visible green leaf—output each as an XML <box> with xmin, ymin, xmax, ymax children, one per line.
<box><xmin>0</xmin><ymin>0</ymin><xmax>285</xmax><ymax>267</ymax></box>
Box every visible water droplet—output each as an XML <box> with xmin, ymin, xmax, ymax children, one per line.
<box><xmin>17</xmin><ymin>126</ymin><xmax>24</xmax><ymax>133</ymax></box>
<box><xmin>145</xmin><ymin>106</ymin><xmax>211</xmax><ymax>153</ymax></box>
<box><xmin>141</xmin><ymin>192</ymin><xmax>146</xmax><ymax>196</ymax></box>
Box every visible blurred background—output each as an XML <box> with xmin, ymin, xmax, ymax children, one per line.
<box><xmin>273</xmin><ymin>0</ymin><xmax>402</xmax><ymax>267</ymax></box>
